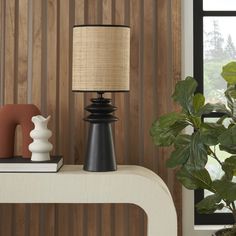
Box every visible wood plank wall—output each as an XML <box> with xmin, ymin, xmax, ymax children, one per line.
<box><xmin>0</xmin><ymin>0</ymin><xmax>181</xmax><ymax>235</ymax></box>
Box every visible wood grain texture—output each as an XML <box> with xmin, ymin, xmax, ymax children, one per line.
<box><xmin>29</xmin><ymin>204</ymin><xmax>40</xmax><ymax>236</ymax></box>
<box><xmin>26</xmin><ymin>4</ymin><xmax>41</xmax><ymax>236</ymax></box>
<box><xmin>0</xmin><ymin>204</ymin><xmax>13</xmax><ymax>236</ymax></box>
<box><xmin>47</xmin><ymin>0</ymin><xmax>58</xmax><ymax>155</ymax></box>
<box><xmin>41</xmin><ymin>204</ymin><xmax>55</xmax><ymax>236</ymax></box>
<box><xmin>31</xmin><ymin>0</ymin><xmax>42</xmax><ymax>109</ymax></box>
<box><xmin>171</xmin><ymin>1</ymin><xmax>182</xmax><ymax>235</ymax></box>
<box><xmin>14</xmin><ymin>1</ymin><xmax>29</xmax><ymax>234</ymax></box>
<box><xmin>128</xmin><ymin>0</ymin><xmax>145</xmax><ymax>235</ymax></box>
<box><xmin>0</xmin><ymin>0</ymin><xmax>182</xmax><ymax>235</ymax></box>
<box><xmin>4</xmin><ymin>0</ymin><xmax>15</xmax><ymax>104</ymax></box>
<box><xmin>0</xmin><ymin>0</ymin><xmax>4</xmax><ymax>105</ymax></box>
<box><xmin>56</xmin><ymin>0</ymin><xmax>72</xmax><ymax>235</ymax></box>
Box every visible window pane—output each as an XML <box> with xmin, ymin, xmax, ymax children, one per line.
<box><xmin>203</xmin><ymin>17</ymin><xmax>236</xmax><ymax>103</ymax></box>
<box><xmin>203</xmin><ymin>0</ymin><xmax>236</xmax><ymax>11</ymax></box>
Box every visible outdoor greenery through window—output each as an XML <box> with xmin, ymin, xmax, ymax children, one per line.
<box><xmin>194</xmin><ymin>0</ymin><xmax>236</xmax><ymax>225</ymax></box>
<box><xmin>204</xmin><ymin>17</ymin><xmax>236</xmax><ymax>104</ymax></box>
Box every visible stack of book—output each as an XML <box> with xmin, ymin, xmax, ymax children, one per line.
<box><xmin>0</xmin><ymin>156</ymin><xmax>63</xmax><ymax>173</ymax></box>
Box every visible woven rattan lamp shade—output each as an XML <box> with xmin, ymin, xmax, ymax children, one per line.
<box><xmin>72</xmin><ymin>25</ymin><xmax>130</xmax><ymax>91</ymax></box>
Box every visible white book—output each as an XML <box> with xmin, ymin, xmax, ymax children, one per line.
<box><xmin>0</xmin><ymin>156</ymin><xmax>63</xmax><ymax>172</ymax></box>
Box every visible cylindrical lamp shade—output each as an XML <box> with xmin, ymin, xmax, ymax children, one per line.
<box><xmin>72</xmin><ymin>25</ymin><xmax>130</xmax><ymax>92</ymax></box>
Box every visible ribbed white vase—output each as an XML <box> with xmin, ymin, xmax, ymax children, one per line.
<box><xmin>29</xmin><ymin>115</ymin><xmax>53</xmax><ymax>162</ymax></box>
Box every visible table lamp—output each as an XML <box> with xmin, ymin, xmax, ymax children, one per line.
<box><xmin>72</xmin><ymin>25</ymin><xmax>130</xmax><ymax>172</ymax></box>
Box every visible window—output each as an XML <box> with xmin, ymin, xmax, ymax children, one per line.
<box><xmin>194</xmin><ymin>0</ymin><xmax>236</xmax><ymax>225</ymax></box>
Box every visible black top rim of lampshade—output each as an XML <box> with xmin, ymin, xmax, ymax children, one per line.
<box><xmin>73</xmin><ymin>24</ymin><xmax>130</xmax><ymax>28</ymax></box>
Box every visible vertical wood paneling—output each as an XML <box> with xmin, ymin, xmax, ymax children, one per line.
<box><xmin>156</xmin><ymin>0</ymin><xmax>170</xmax><ymax>181</ymax></box>
<box><xmin>102</xmin><ymin>0</ymin><xmax>112</xmax><ymax>24</ymax></box>
<box><xmin>57</xmin><ymin>0</ymin><xmax>71</xmax><ymax>235</ymax></box>
<box><xmin>143</xmin><ymin>0</ymin><xmax>155</xmax><ymax>171</ymax></box>
<box><xmin>58</xmin><ymin>0</ymin><xmax>70</xmax><ymax>163</ymax></box>
<box><xmin>0</xmin><ymin>1</ymin><xmax>4</xmax><ymax>228</ymax></box>
<box><xmin>128</xmin><ymin>0</ymin><xmax>144</xmax><ymax>236</ymax></box>
<box><xmin>40</xmin><ymin>204</ymin><xmax>55</xmax><ymax>236</ymax></box>
<box><xmin>30</xmin><ymin>2</ymin><xmax>43</xmax><ymax>236</ymax></box>
<box><xmin>47</xmin><ymin>0</ymin><xmax>58</xmax><ymax>154</ymax></box>
<box><xmin>0</xmin><ymin>204</ymin><xmax>13</xmax><ymax>236</ymax></box>
<box><xmin>0</xmin><ymin>0</ymin><xmax>182</xmax><ymax>235</ymax></box>
<box><xmin>57</xmin><ymin>204</ymin><xmax>70</xmax><ymax>236</ymax></box>
<box><xmin>171</xmin><ymin>1</ymin><xmax>182</xmax><ymax>235</ymax></box>
<box><xmin>31</xmin><ymin>0</ymin><xmax>42</xmax><ymax>109</ymax></box>
<box><xmin>73</xmin><ymin>1</ymin><xmax>85</xmax><ymax>235</ymax></box>
<box><xmin>1</xmin><ymin>1</ymin><xmax>14</xmax><ymax>235</ymax></box>
<box><xmin>0</xmin><ymin>0</ymin><xmax>4</xmax><ymax>105</ymax></box>
<box><xmin>4</xmin><ymin>0</ymin><xmax>15</xmax><ymax>104</ymax></box>
<box><xmin>14</xmin><ymin>0</ymin><xmax>29</xmax><ymax>235</ymax></box>
<box><xmin>129</xmin><ymin>0</ymin><xmax>141</xmax><ymax>166</ymax></box>
<box><xmin>44</xmin><ymin>1</ymin><xmax>58</xmax><ymax>235</ymax></box>
<box><xmin>29</xmin><ymin>204</ymin><xmax>40</xmax><ymax>236</ymax></box>
<box><xmin>17</xmin><ymin>0</ymin><xmax>28</xmax><ymax>104</ymax></box>
<box><xmin>14</xmin><ymin>204</ymin><xmax>26</xmax><ymax>236</ymax></box>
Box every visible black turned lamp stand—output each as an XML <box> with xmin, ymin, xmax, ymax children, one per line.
<box><xmin>72</xmin><ymin>25</ymin><xmax>130</xmax><ymax>172</ymax></box>
<box><xmin>84</xmin><ymin>92</ymin><xmax>117</xmax><ymax>171</ymax></box>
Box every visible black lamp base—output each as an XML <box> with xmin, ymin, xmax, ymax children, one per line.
<box><xmin>83</xmin><ymin>92</ymin><xmax>118</xmax><ymax>172</ymax></box>
<box><xmin>84</xmin><ymin>123</ymin><xmax>116</xmax><ymax>171</ymax></box>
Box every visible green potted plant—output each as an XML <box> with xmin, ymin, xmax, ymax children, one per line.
<box><xmin>150</xmin><ymin>62</ymin><xmax>236</xmax><ymax>236</ymax></box>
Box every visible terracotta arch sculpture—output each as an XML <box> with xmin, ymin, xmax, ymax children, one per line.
<box><xmin>0</xmin><ymin>104</ymin><xmax>41</xmax><ymax>158</ymax></box>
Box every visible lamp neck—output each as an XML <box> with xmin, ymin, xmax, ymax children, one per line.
<box><xmin>97</xmin><ymin>92</ymin><xmax>104</xmax><ymax>99</ymax></box>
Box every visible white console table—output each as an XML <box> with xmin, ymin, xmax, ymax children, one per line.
<box><xmin>0</xmin><ymin>165</ymin><xmax>177</xmax><ymax>236</ymax></box>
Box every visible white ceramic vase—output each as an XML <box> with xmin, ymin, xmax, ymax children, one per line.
<box><xmin>29</xmin><ymin>115</ymin><xmax>53</xmax><ymax>162</ymax></box>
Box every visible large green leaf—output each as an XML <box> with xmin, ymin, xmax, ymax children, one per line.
<box><xmin>222</xmin><ymin>156</ymin><xmax>236</xmax><ymax>180</ymax></box>
<box><xmin>195</xmin><ymin>194</ymin><xmax>224</xmax><ymax>214</ymax></box>
<box><xmin>200</xmin><ymin>123</ymin><xmax>226</xmax><ymax>146</ymax></box>
<box><xmin>174</xmin><ymin>134</ymin><xmax>192</xmax><ymax>147</ymax></box>
<box><xmin>219</xmin><ymin>125</ymin><xmax>236</xmax><ymax>154</ymax></box>
<box><xmin>213</xmin><ymin>180</ymin><xmax>236</xmax><ymax>202</ymax></box>
<box><xmin>158</xmin><ymin>112</ymin><xmax>186</xmax><ymax>127</ymax></box>
<box><xmin>221</xmin><ymin>61</ymin><xmax>236</xmax><ymax>85</ymax></box>
<box><xmin>176</xmin><ymin>167</ymin><xmax>213</xmax><ymax>190</ymax></box>
<box><xmin>193</xmin><ymin>93</ymin><xmax>205</xmax><ymax>114</ymax></box>
<box><xmin>186</xmin><ymin>131</ymin><xmax>208</xmax><ymax>169</ymax></box>
<box><xmin>166</xmin><ymin>146</ymin><xmax>190</xmax><ymax>168</ymax></box>
<box><xmin>166</xmin><ymin>147</ymin><xmax>190</xmax><ymax>168</ymax></box>
<box><xmin>166</xmin><ymin>135</ymin><xmax>191</xmax><ymax>168</ymax></box>
<box><xmin>172</xmin><ymin>77</ymin><xmax>197</xmax><ymax>113</ymax></box>
<box><xmin>150</xmin><ymin>112</ymin><xmax>188</xmax><ymax>146</ymax></box>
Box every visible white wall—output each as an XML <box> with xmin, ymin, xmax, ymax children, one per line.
<box><xmin>182</xmin><ymin>0</ymin><xmax>216</xmax><ymax>235</ymax></box>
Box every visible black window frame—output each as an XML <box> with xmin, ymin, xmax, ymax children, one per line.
<box><xmin>193</xmin><ymin>0</ymin><xmax>236</xmax><ymax>225</ymax></box>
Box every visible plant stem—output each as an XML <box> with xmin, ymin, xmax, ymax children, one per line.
<box><xmin>208</xmin><ymin>147</ymin><xmax>223</xmax><ymax>167</ymax></box>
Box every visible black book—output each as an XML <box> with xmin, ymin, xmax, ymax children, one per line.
<box><xmin>0</xmin><ymin>156</ymin><xmax>63</xmax><ymax>173</ymax></box>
